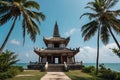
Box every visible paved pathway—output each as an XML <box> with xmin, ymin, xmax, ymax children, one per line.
<box><xmin>41</xmin><ymin>72</ymin><xmax>71</xmax><ymax>80</ymax></box>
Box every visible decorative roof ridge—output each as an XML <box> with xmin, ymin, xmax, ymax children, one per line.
<box><xmin>67</xmin><ymin>47</ymin><xmax>80</xmax><ymax>51</ymax></box>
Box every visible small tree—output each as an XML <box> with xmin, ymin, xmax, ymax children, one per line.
<box><xmin>0</xmin><ymin>50</ymin><xmax>19</xmax><ymax>80</ymax></box>
<box><xmin>0</xmin><ymin>50</ymin><xmax>19</xmax><ymax>72</ymax></box>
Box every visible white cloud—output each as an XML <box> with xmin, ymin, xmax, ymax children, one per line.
<box><xmin>10</xmin><ymin>39</ymin><xmax>20</xmax><ymax>45</ymax></box>
<box><xmin>65</xmin><ymin>28</ymin><xmax>80</xmax><ymax>36</ymax></box>
<box><xmin>75</xmin><ymin>43</ymin><xmax>120</xmax><ymax>63</ymax></box>
<box><xmin>18</xmin><ymin>50</ymin><xmax>38</xmax><ymax>63</ymax></box>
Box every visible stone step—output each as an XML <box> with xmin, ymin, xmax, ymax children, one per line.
<box><xmin>47</xmin><ymin>64</ymin><xmax>64</xmax><ymax>72</ymax></box>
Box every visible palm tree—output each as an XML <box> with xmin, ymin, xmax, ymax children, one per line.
<box><xmin>0</xmin><ymin>0</ymin><xmax>45</xmax><ymax>53</ymax></box>
<box><xmin>80</xmin><ymin>0</ymin><xmax>120</xmax><ymax>75</ymax></box>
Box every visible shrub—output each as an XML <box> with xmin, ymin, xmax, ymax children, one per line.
<box><xmin>116</xmin><ymin>73</ymin><xmax>120</xmax><ymax>80</ymax></box>
<box><xmin>98</xmin><ymin>70</ymin><xmax>116</xmax><ymax>80</ymax></box>
<box><xmin>0</xmin><ymin>50</ymin><xmax>21</xmax><ymax>80</ymax></box>
<box><xmin>12</xmin><ymin>66</ymin><xmax>24</xmax><ymax>72</ymax></box>
<box><xmin>82</xmin><ymin>66</ymin><xmax>95</xmax><ymax>73</ymax></box>
<box><xmin>98</xmin><ymin>64</ymin><xmax>120</xmax><ymax>80</ymax></box>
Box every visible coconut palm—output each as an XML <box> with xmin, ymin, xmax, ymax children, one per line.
<box><xmin>0</xmin><ymin>0</ymin><xmax>45</xmax><ymax>53</ymax></box>
<box><xmin>81</xmin><ymin>0</ymin><xmax>120</xmax><ymax>74</ymax></box>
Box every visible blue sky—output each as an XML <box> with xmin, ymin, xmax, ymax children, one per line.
<box><xmin>0</xmin><ymin>0</ymin><xmax>120</xmax><ymax>63</ymax></box>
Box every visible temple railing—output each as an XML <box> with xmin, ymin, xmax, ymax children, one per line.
<box><xmin>64</xmin><ymin>62</ymin><xmax>69</xmax><ymax>71</ymax></box>
<box><xmin>45</xmin><ymin>62</ymin><xmax>48</xmax><ymax>71</ymax></box>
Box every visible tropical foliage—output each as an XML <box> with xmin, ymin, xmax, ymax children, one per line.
<box><xmin>80</xmin><ymin>0</ymin><xmax>120</xmax><ymax>74</ymax></box>
<box><xmin>82</xmin><ymin>64</ymin><xmax>120</xmax><ymax>80</ymax></box>
<box><xmin>0</xmin><ymin>50</ymin><xmax>23</xmax><ymax>80</ymax></box>
<box><xmin>0</xmin><ymin>0</ymin><xmax>45</xmax><ymax>53</ymax></box>
<box><xmin>111</xmin><ymin>48</ymin><xmax>120</xmax><ymax>58</ymax></box>
<box><xmin>98</xmin><ymin>64</ymin><xmax>120</xmax><ymax>80</ymax></box>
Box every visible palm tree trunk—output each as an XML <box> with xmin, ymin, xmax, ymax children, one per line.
<box><xmin>0</xmin><ymin>17</ymin><xmax>17</xmax><ymax>53</ymax></box>
<box><xmin>96</xmin><ymin>26</ymin><xmax>100</xmax><ymax>75</ymax></box>
<box><xmin>108</xmin><ymin>27</ymin><xmax>120</xmax><ymax>49</ymax></box>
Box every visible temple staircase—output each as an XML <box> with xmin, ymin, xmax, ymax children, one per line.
<box><xmin>47</xmin><ymin>64</ymin><xmax>64</xmax><ymax>72</ymax></box>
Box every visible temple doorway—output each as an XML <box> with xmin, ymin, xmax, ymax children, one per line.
<box><xmin>53</xmin><ymin>56</ymin><xmax>61</xmax><ymax>64</ymax></box>
<box><xmin>55</xmin><ymin>57</ymin><xmax>59</xmax><ymax>64</ymax></box>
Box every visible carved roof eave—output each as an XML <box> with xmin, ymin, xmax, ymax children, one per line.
<box><xmin>34</xmin><ymin>47</ymin><xmax>79</xmax><ymax>55</ymax></box>
<box><xmin>43</xmin><ymin>36</ymin><xmax>70</xmax><ymax>46</ymax></box>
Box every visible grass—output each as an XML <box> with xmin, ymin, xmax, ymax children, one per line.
<box><xmin>65</xmin><ymin>70</ymin><xmax>104</xmax><ymax>80</ymax></box>
<box><xmin>6</xmin><ymin>70</ymin><xmax>46</xmax><ymax>80</ymax></box>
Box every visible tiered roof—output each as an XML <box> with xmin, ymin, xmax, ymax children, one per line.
<box><xmin>34</xmin><ymin>22</ymin><xmax>80</xmax><ymax>56</ymax></box>
<box><xmin>43</xmin><ymin>22</ymin><xmax>70</xmax><ymax>46</ymax></box>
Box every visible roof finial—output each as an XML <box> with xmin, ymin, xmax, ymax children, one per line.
<box><xmin>53</xmin><ymin>21</ymin><xmax>60</xmax><ymax>37</ymax></box>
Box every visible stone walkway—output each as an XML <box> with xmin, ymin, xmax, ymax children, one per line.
<box><xmin>40</xmin><ymin>72</ymin><xmax>71</xmax><ymax>80</ymax></box>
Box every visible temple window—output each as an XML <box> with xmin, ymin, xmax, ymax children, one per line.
<box><xmin>42</xmin><ymin>57</ymin><xmax>46</xmax><ymax>63</ymax></box>
<box><xmin>60</xmin><ymin>44</ymin><xmax>65</xmax><ymax>48</ymax></box>
<box><xmin>48</xmin><ymin>44</ymin><xmax>53</xmax><ymax>48</ymax></box>
<box><xmin>54</xmin><ymin>43</ymin><xmax>59</xmax><ymax>48</ymax></box>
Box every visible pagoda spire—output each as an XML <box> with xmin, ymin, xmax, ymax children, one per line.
<box><xmin>53</xmin><ymin>22</ymin><xmax>60</xmax><ymax>37</ymax></box>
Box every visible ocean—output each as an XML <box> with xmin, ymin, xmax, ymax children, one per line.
<box><xmin>14</xmin><ymin>63</ymin><xmax>120</xmax><ymax>72</ymax></box>
<box><xmin>84</xmin><ymin>63</ymin><xmax>120</xmax><ymax>72</ymax></box>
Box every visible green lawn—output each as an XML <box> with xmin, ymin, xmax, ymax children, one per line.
<box><xmin>6</xmin><ymin>70</ymin><xmax>46</xmax><ymax>80</ymax></box>
<box><xmin>65</xmin><ymin>70</ymin><xmax>103</xmax><ymax>80</ymax></box>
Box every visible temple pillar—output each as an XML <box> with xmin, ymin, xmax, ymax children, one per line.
<box><xmin>72</xmin><ymin>57</ymin><xmax>74</xmax><ymax>63</ymax></box>
<box><xmin>38</xmin><ymin>56</ymin><xmax>41</xmax><ymax>63</ymax></box>
<box><xmin>41</xmin><ymin>56</ymin><xmax>43</xmax><ymax>63</ymax></box>
<box><xmin>51</xmin><ymin>56</ymin><xmax>53</xmax><ymax>64</ymax></box>
<box><xmin>73</xmin><ymin>56</ymin><xmax>75</xmax><ymax>63</ymax></box>
<box><xmin>61</xmin><ymin>55</ymin><xmax>62</xmax><ymax>64</ymax></box>
<box><xmin>46</xmin><ymin>56</ymin><xmax>47</xmax><ymax>62</ymax></box>
<box><xmin>67</xmin><ymin>57</ymin><xmax>69</xmax><ymax>63</ymax></box>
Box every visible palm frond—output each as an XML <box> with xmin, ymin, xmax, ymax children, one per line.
<box><xmin>83</xmin><ymin>25</ymin><xmax>98</xmax><ymax>41</ymax></box>
<box><xmin>109</xmin><ymin>18</ymin><xmax>120</xmax><ymax>34</ymax></box>
<box><xmin>107</xmin><ymin>10</ymin><xmax>120</xmax><ymax>16</ymax></box>
<box><xmin>26</xmin><ymin>10</ymin><xmax>45</xmax><ymax>23</ymax></box>
<box><xmin>14</xmin><ymin>0</ymin><xmax>27</xmax><ymax>3</ymax></box>
<box><xmin>81</xmin><ymin>20</ymin><xmax>98</xmax><ymax>41</ymax></box>
<box><xmin>0</xmin><ymin>6</ymin><xmax>10</xmax><ymax>16</ymax></box>
<box><xmin>22</xmin><ymin>17</ymin><xmax>26</xmax><ymax>45</ymax></box>
<box><xmin>0</xmin><ymin>12</ymin><xmax>12</xmax><ymax>26</ymax></box>
<box><xmin>26</xmin><ymin>10</ymin><xmax>39</xmax><ymax>21</ymax></box>
<box><xmin>38</xmin><ymin>12</ymin><xmax>45</xmax><ymax>21</ymax></box>
<box><xmin>80</xmin><ymin>13</ymin><xmax>98</xmax><ymax>20</ymax></box>
<box><xmin>23</xmin><ymin>1</ymin><xmax>40</xmax><ymax>10</ymax></box>
<box><xmin>101</xmin><ymin>25</ymin><xmax>110</xmax><ymax>45</ymax></box>
<box><xmin>111</xmin><ymin>48</ymin><xmax>120</xmax><ymax>58</ymax></box>
<box><xmin>85</xmin><ymin>6</ymin><xmax>96</xmax><ymax>11</ymax></box>
<box><xmin>30</xmin><ymin>18</ymin><xmax>40</xmax><ymax>34</ymax></box>
<box><xmin>27</xmin><ymin>18</ymin><xmax>40</xmax><ymax>42</ymax></box>
<box><xmin>23</xmin><ymin>14</ymin><xmax>37</xmax><ymax>42</ymax></box>
<box><xmin>0</xmin><ymin>1</ymin><xmax>10</xmax><ymax>6</ymax></box>
<box><xmin>106</xmin><ymin>0</ymin><xmax>119</xmax><ymax>9</ymax></box>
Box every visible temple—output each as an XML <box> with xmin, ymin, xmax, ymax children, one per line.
<box><xmin>34</xmin><ymin>22</ymin><xmax>80</xmax><ymax>64</ymax></box>
<box><xmin>28</xmin><ymin>22</ymin><xmax>82</xmax><ymax>71</ymax></box>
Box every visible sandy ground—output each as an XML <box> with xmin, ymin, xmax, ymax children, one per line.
<box><xmin>41</xmin><ymin>72</ymin><xmax>71</xmax><ymax>80</ymax></box>
<box><xmin>16</xmin><ymin>74</ymin><xmax>34</xmax><ymax>77</ymax></box>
